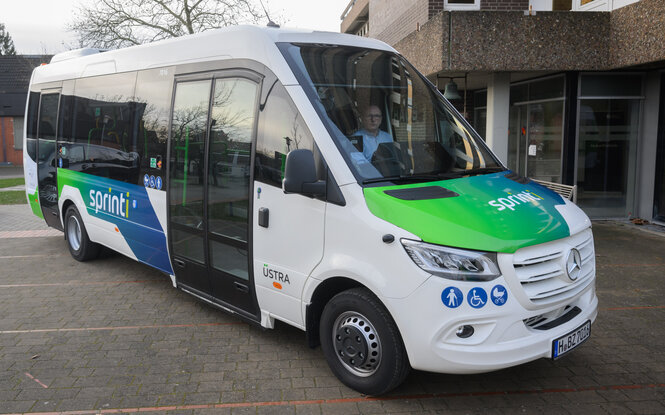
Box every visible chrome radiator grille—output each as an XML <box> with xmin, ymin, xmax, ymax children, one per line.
<box><xmin>513</xmin><ymin>228</ymin><xmax>595</xmax><ymax>304</ymax></box>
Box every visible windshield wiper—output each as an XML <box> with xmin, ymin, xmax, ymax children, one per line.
<box><xmin>437</xmin><ymin>166</ymin><xmax>506</xmax><ymax>179</ymax></box>
<box><xmin>362</xmin><ymin>174</ymin><xmax>442</xmax><ymax>185</ymax></box>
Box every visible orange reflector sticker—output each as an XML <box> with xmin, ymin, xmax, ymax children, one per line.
<box><xmin>273</xmin><ymin>282</ymin><xmax>282</xmax><ymax>290</ymax></box>
<box><xmin>115</xmin><ymin>227</ymin><xmax>119</xmax><ymax>232</ymax></box>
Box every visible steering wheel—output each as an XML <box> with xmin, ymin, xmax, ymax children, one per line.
<box><xmin>371</xmin><ymin>143</ymin><xmax>402</xmax><ymax>177</ymax></box>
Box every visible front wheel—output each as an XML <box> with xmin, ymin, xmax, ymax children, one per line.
<box><xmin>64</xmin><ymin>206</ymin><xmax>100</xmax><ymax>262</ymax></box>
<box><xmin>319</xmin><ymin>288</ymin><xmax>410</xmax><ymax>395</ymax></box>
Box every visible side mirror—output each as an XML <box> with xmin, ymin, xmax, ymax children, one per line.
<box><xmin>283</xmin><ymin>149</ymin><xmax>326</xmax><ymax>197</ymax></box>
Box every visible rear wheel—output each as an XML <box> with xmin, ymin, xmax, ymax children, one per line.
<box><xmin>319</xmin><ymin>287</ymin><xmax>410</xmax><ymax>395</ymax></box>
<box><xmin>65</xmin><ymin>206</ymin><xmax>100</xmax><ymax>261</ymax></box>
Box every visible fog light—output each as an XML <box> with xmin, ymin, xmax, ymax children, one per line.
<box><xmin>456</xmin><ymin>325</ymin><xmax>474</xmax><ymax>338</ymax></box>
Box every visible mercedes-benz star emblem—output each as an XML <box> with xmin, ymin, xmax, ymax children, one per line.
<box><xmin>565</xmin><ymin>248</ymin><xmax>582</xmax><ymax>281</ymax></box>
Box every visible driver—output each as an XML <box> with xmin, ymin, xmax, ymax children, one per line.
<box><xmin>356</xmin><ymin>105</ymin><xmax>392</xmax><ymax>161</ymax></box>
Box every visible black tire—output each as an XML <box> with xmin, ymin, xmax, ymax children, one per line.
<box><xmin>319</xmin><ymin>287</ymin><xmax>410</xmax><ymax>395</ymax></box>
<box><xmin>64</xmin><ymin>206</ymin><xmax>100</xmax><ymax>262</ymax></box>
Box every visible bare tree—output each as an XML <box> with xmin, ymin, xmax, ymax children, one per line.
<box><xmin>68</xmin><ymin>0</ymin><xmax>268</xmax><ymax>49</ymax></box>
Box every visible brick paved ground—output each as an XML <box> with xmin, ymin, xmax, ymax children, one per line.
<box><xmin>0</xmin><ymin>205</ymin><xmax>664</xmax><ymax>414</ymax></box>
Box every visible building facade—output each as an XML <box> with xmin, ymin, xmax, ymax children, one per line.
<box><xmin>0</xmin><ymin>56</ymin><xmax>48</xmax><ymax>166</ymax></box>
<box><xmin>340</xmin><ymin>0</ymin><xmax>665</xmax><ymax>221</ymax></box>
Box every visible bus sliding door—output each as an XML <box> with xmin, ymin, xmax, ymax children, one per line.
<box><xmin>168</xmin><ymin>73</ymin><xmax>260</xmax><ymax>319</ymax></box>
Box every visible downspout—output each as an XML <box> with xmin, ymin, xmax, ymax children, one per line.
<box><xmin>0</xmin><ymin>118</ymin><xmax>7</xmax><ymax>163</ymax></box>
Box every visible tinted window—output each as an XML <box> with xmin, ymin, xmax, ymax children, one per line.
<box><xmin>26</xmin><ymin>91</ymin><xmax>40</xmax><ymax>139</ymax></box>
<box><xmin>60</xmin><ymin>72</ymin><xmax>139</xmax><ymax>183</ymax></box>
<box><xmin>38</xmin><ymin>93</ymin><xmax>59</xmax><ymax>141</ymax></box>
<box><xmin>208</xmin><ymin>78</ymin><xmax>256</xmax><ymax>239</ymax></box>
<box><xmin>135</xmin><ymin>68</ymin><xmax>174</xmax><ymax>185</ymax></box>
<box><xmin>26</xmin><ymin>91</ymin><xmax>40</xmax><ymax>161</ymax></box>
<box><xmin>169</xmin><ymin>80</ymin><xmax>211</xmax><ymax>246</ymax></box>
<box><xmin>255</xmin><ymin>82</ymin><xmax>321</xmax><ymax>187</ymax></box>
<box><xmin>208</xmin><ymin>78</ymin><xmax>258</xmax><ymax>278</ymax></box>
<box><xmin>580</xmin><ymin>74</ymin><xmax>643</xmax><ymax>97</ymax></box>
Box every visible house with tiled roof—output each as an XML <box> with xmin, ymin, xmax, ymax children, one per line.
<box><xmin>0</xmin><ymin>55</ymin><xmax>50</xmax><ymax>166</ymax></box>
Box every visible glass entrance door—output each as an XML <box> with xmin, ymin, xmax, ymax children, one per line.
<box><xmin>654</xmin><ymin>73</ymin><xmax>665</xmax><ymax>222</ymax></box>
<box><xmin>508</xmin><ymin>101</ymin><xmax>564</xmax><ymax>182</ymax></box>
<box><xmin>576</xmin><ymin>99</ymin><xmax>640</xmax><ymax>217</ymax></box>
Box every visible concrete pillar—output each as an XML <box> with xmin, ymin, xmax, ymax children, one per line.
<box><xmin>635</xmin><ymin>71</ymin><xmax>660</xmax><ymax>220</ymax></box>
<box><xmin>486</xmin><ymin>72</ymin><xmax>510</xmax><ymax>164</ymax></box>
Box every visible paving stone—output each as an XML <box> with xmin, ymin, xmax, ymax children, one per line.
<box><xmin>2</xmin><ymin>211</ymin><xmax>665</xmax><ymax>414</ymax></box>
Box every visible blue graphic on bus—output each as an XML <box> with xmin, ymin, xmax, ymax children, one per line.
<box><xmin>491</xmin><ymin>285</ymin><xmax>508</xmax><ymax>306</ymax></box>
<box><xmin>442</xmin><ymin>287</ymin><xmax>463</xmax><ymax>308</ymax></box>
<box><xmin>143</xmin><ymin>174</ymin><xmax>150</xmax><ymax>187</ymax></box>
<box><xmin>149</xmin><ymin>175</ymin><xmax>156</xmax><ymax>188</ymax></box>
<box><xmin>60</xmin><ymin>169</ymin><xmax>173</xmax><ymax>275</ymax></box>
<box><xmin>155</xmin><ymin>176</ymin><xmax>162</xmax><ymax>190</ymax></box>
<box><xmin>467</xmin><ymin>288</ymin><xmax>487</xmax><ymax>309</ymax></box>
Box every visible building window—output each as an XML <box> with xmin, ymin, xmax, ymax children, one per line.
<box><xmin>473</xmin><ymin>90</ymin><xmax>487</xmax><ymax>140</ymax></box>
<box><xmin>356</xmin><ymin>22</ymin><xmax>369</xmax><ymax>37</ymax></box>
<box><xmin>445</xmin><ymin>0</ymin><xmax>480</xmax><ymax>10</ymax></box>
<box><xmin>13</xmin><ymin>117</ymin><xmax>24</xmax><ymax>150</ymax></box>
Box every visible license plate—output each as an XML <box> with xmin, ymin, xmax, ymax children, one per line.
<box><xmin>552</xmin><ymin>320</ymin><xmax>591</xmax><ymax>359</ymax></box>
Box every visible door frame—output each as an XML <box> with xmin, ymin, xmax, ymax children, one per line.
<box><xmin>36</xmin><ymin>87</ymin><xmax>63</xmax><ymax>230</ymax></box>
<box><xmin>166</xmin><ymin>66</ymin><xmax>265</xmax><ymax>322</ymax></box>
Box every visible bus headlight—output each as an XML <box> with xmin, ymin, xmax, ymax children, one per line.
<box><xmin>401</xmin><ymin>239</ymin><xmax>500</xmax><ymax>281</ymax></box>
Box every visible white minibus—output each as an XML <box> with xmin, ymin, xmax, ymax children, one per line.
<box><xmin>24</xmin><ymin>25</ymin><xmax>597</xmax><ymax>395</ymax></box>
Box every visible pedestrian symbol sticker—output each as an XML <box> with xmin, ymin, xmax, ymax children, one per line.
<box><xmin>155</xmin><ymin>176</ymin><xmax>162</xmax><ymax>190</ymax></box>
<box><xmin>467</xmin><ymin>287</ymin><xmax>487</xmax><ymax>309</ymax></box>
<box><xmin>442</xmin><ymin>287</ymin><xmax>463</xmax><ymax>309</ymax></box>
<box><xmin>491</xmin><ymin>285</ymin><xmax>508</xmax><ymax>306</ymax></box>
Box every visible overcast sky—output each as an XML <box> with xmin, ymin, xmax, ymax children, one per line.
<box><xmin>2</xmin><ymin>0</ymin><xmax>351</xmax><ymax>54</ymax></box>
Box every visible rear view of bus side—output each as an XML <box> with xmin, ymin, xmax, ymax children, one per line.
<box><xmin>24</xmin><ymin>26</ymin><xmax>598</xmax><ymax>395</ymax></box>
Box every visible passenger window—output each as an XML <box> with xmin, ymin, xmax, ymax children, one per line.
<box><xmin>38</xmin><ymin>93</ymin><xmax>59</xmax><ymax>141</ymax></box>
<box><xmin>255</xmin><ymin>82</ymin><xmax>323</xmax><ymax>187</ymax></box>
<box><xmin>25</xmin><ymin>91</ymin><xmax>40</xmax><ymax>162</ymax></box>
<box><xmin>64</xmin><ymin>73</ymin><xmax>139</xmax><ymax>183</ymax></box>
<box><xmin>135</xmin><ymin>68</ymin><xmax>174</xmax><ymax>186</ymax></box>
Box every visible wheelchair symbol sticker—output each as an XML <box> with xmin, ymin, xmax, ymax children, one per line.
<box><xmin>491</xmin><ymin>284</ymin><xmax>508</xmax><ymax>306</ymax></box>
<box><xmin>467</xmin><ymin>288</ymin><xmax>487</xmax><ymax>309</ymax></box>
<box><xmin>442</xmin><ymin>287</ymin><xmax>463</xmax><ymax>309</ymax></box>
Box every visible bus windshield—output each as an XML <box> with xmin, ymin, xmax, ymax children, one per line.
<box><xmin>280</xmin><ymin>43</ymin><xmax>503</xmax><ymax>185</ymax></box>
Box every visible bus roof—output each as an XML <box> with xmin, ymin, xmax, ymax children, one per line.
<box><xmin>31</xmin><ymin>25</ymin><xmax>396</xmax><ymax>85</ymax></box>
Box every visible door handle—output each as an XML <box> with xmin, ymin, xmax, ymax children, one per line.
<box><xmin>258</xmin><ymin>207</ymin><xmax>269</xmax><ymax>228</ymax></box>
<box><xmin>234</xmin><ymin>282</ymin><xmax>249</xmax><ymax>293</ymax></box>
<box><xmin>174</xmin><ymin>258</ymin><xmax>185</xmax><ymax>268</ymax></box>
